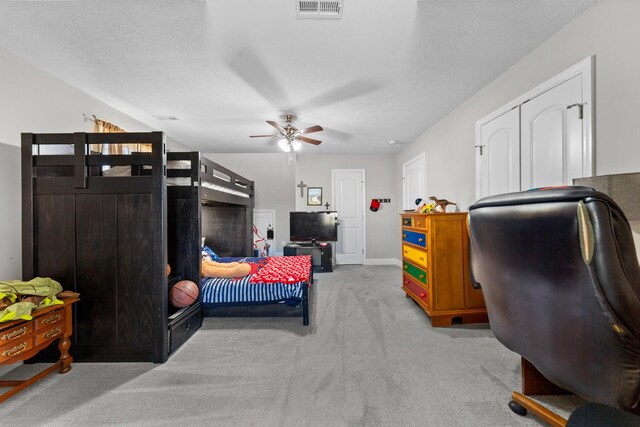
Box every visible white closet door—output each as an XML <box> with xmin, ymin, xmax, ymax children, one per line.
<box><xmin>521</xmin><ymin>74</ymin><xmax>584</xmax><ymax>189</ymax></box>
<box><xmin>477</xmin><ymin>107</ymin><xmax>520</xmax><ymax>199</ymax></box>
<box><xmin>333</xmin><ymin>169</ymin><xmax>365</xmax><ymax>265</ymax></box>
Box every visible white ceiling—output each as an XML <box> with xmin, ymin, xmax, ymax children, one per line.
<box><xmin>0</xmin><ymin>0</ymin><xmax>595</xmax><ymax>155</ymax></box>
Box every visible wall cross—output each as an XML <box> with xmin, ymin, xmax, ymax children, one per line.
<box><xmin>297</xmin><ymin>180</ymin><xmax>307</xmax><ymax>198</ymax></box>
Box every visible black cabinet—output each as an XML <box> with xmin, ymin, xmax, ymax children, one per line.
<box><xmin>284</xmin><ymin>243</ymin><xmax>333</xmax><ymax>272</ymax></box>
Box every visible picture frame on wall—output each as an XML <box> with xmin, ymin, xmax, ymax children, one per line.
<box><xmin>307</xmin><ymin>187</ymin><xmax>322</xmax><ymax>206</ymax></box>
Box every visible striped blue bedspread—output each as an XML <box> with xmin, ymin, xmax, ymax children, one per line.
<box><xmin>200</xmin><ymin>265</ymin><xmax>306</xmax><ymax>306</ymax></box>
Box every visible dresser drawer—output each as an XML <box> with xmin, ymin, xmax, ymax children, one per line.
<box><xmin>403</xmin><ymin>261</ymin><xmax>427</xmax><ymax>285</ymax></box>
<box><xmin>0</xmin><ymin>337</ymin><xmax>35</xmax><ymax>361</ymax></box>
<box><xmin>402</xmin><ymin>216</ymin><xmax>429</xmax><ymax>230</ymax></box>
<box><xmin>35</xmin><ymin>324</ymin><xmax>65</xmax><ymax>346</ymax></box>
<box><xmin>413</xmin><ymin>217</ymin><xmax>427</xmax><ymax>229</ymax></box>
<box><xmin>403</xmin><ymin>244</ymin><xmax>427</xmax><ymax>267</ymax></box>
<box><xmin>0</xmin><ymin>322</ymin><xmax>34</xmax><ymax>345</ymax></box>
<box><xmin>402</xmin><ymin>229</ymin><xmax>426</xmax><ymax>248</ymax></box>
<box><xmin>35</xmin><ymin>308</ymin><xmax>65</xmax><ymax>330</ymax></box>
<box><xmin>402</xmin><ymin>274</ymin><xmax>429</xmax><ymax>305</ymax></box>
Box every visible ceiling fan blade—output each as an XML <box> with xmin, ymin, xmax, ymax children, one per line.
<box><xmin>226</xmin><ymin>46</ymin><xmax>287</xmax><ymax>108</ymax></box>
<box><xmin>297</xmin><ymin>80</ymin><xmax>382</xmax><ymax>111</ymax></box>
<box><xmin>299</xmin><ymin>125</ymin><xmax>324</xmax><ymax>135</ymax></box>
<box><xmin>266</xmin><ymin>120</ymin><xmax>286</xmax><ymax>134</ymax></box>
<box><xmin>297</xmin><ymin>135</ymin><xmax>322</xmax><ymax>145</ymax></box>
<box><xmin>249</xmin><ymin>135</ymin><xmax>275</xmax><ymax>138</ymax></box>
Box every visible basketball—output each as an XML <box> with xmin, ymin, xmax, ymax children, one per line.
<box><xmin>169</xmin><ymin>280</ymin><xmax>199</xmax><ymax>308</ymax></box>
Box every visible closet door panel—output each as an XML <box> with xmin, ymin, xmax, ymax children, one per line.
<box><xmin>33</xmin><ymin>194</ymin><xmax>75</xmax><ymax>290</ymax></box>
<box><xmin>521</xmin><ymin>74</ymin><xmax>583</xmax><ymax>189</ymax></box>
<box><xmin>76</xmin><ymin>194</ymin><xmax>118</xmax><ymax>345</ymax></box>
<box><xmin>478</xmin><ymin>107</ymin><xmax>520</xmax><ymax>199</ymax></box>
<box><xmin>117</xmin><ymin>194</ymin><xmax>154</xmax><ymax>345</ymax></box>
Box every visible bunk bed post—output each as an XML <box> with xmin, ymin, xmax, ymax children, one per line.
<box><xmin>244</xmin><ymin>206</ymin><xmax>253</xmax><ymax>256</ymax></box>
<box><xmin>151</xmin><ymin>132</ymin><xmax>169</xmax><ymax>363</ymax></box>
<box><xmin>21</xmin><ymin>133</ymin><xmax>34</xmax><ymax>281</ymax></box>
<box><xmin>192</xmin><ymin>151</ymin><xmax>202</xmax><ymax>287</ymax></box>
<box><xmin>302</xmin><ymin>283</ymin><xmax>309</xmax><ymax>326</ymax></box>
<box><xmin>73</xmin><ymin>132</ymin><xmax>87</xmax><ymax>189</ymax></box>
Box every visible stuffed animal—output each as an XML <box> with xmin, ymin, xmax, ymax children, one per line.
<box><xmin>201</xmin><ymin>260</ymin><xmax>255</xmax><ymax>278</ymax></box>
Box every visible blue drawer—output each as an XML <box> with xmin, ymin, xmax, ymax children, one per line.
<box><xmin>402</xmin><ymin>229</ymin><xmax>426</xmax><ymax>247</ymax></box>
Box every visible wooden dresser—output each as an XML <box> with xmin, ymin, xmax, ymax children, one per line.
<box><xmin>0</xmin><ymin>297</ymin><xmax>79</xmax><ymax>403</ymax></box>
<box><xmin>400</xmin><ymin>212</ymin><xmax>487</xmax><ymax>326</ymax></box>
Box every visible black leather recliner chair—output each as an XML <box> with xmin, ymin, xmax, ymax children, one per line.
<box><xmin>468</xmin><ymin>187</ymin><xmax>640</xmax><ymax>425</ymax></box>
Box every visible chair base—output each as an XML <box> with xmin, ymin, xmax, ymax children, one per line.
<box><xmin>507</xmin><ymin>358</ymin><xmax>570</xmax><ymax>426</ymax></box>
<box><xmin>510</xmin><ymin>391</ymin><xmax>567</xmax><ymax>427</ymax></box>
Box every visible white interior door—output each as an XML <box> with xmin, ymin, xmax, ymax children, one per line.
<box><xmin>521</xmin><ymin>74</ymin><xmax>584</xmax><ymax>189</ymax></box>
<box><xmin>403</xmin><ymin>153</ymin><xmax>426</xmax><ymax>210</ymax></box>
<box><xmin>332</xmin><ymin>170</ymin><xmax>364</xmax><ymax>265</ymax></box>
<box><xmin>253</xmin><ymin>209</ymin><xmax>275</xmax><ymax>256</ymax></box>
<box><xmin>477</xmin><ymin>107</ymin><xmax>520</xmax><ymax>199</ymax></box>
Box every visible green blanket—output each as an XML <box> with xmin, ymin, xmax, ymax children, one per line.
<box><xmin>0</xmin><ymin>277</ymin><xmax>64</xmax><ymax>322</ymax></box>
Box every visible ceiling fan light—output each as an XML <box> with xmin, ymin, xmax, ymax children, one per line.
<box><xmin>278</xmin><ymin>139</ymin><xmax>291</xmax><ymax>152</ymax></box>
<box><xmin>291</xmin><ymin>140</ymin><xmax>302</xmax><ymax>151</ymax></box>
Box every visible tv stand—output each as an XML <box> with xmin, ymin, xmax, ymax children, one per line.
<box><xmin>284</xmin><ymin>242</ymin><xmax>332</xmax><ymax>273</ymax></box>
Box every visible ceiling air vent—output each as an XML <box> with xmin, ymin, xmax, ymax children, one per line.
<box><xmin>297</xmin><ymin>1</ymin><xmax>343</xmax><ymax>19</ymax></box>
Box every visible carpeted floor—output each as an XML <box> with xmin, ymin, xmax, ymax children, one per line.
<box><xmin>0</xmin><ymin>265</ymin><xmax>581</xmax><ymax>426</ymax></box>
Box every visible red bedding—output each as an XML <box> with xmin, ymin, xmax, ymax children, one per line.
<box><xmin>249</xmin><ymin>255</ymin><xmax>312</xmax><ymax>284</ymax></box>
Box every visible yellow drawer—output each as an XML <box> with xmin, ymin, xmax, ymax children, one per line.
<box><xmin>403</xmin><ymin>244</ymin><xmax>427</xmax><ymax>267</ymax></box>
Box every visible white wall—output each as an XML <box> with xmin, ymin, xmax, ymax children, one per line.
<box><xmin>207</xmin><ymin>153</ymin><xmax>400</xmax><ymax>262</ymax></box>
<box><xmin>295</xmin><ymin>154</ymin><xmax>398</xmax><ymax>262</ymax></box>
<box><xmin>0</xmin><ymin>47</ymin><xmax>188</xmax><ymax>278</ymax></box>
<box><xmin>397</xmin><ymin>0</ymin><xmax>640</xmax><ymax>213</ymax></box>
<box><xmin>0</xmin><ymin>143</ymin><xmax>21</xmax><ymax>278</ymax></box>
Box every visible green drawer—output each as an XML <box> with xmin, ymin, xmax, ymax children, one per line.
<box><xmin>403</xmin><ymin>261</ymin><xmax>427</xmax><ymax>285</ymax></box>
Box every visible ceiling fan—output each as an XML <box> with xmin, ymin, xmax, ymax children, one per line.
<box><xmin>250</xmin><ymin>113</ymin><xmax>323</xmax><ymax>152</ymax></box>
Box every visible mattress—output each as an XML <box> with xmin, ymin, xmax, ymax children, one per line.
<box><xmin>200</xmin><ymin>275</ymin><xmax>305</xmax><ymax>306</ymax></box>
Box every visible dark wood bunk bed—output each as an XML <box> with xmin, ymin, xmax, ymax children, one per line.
<box><xmin>22</xmin><ymin>132</ymin><xmax>309</xmax><ymax>363</ymax></box>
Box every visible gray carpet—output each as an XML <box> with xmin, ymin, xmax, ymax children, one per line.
<box><xmin>0</xmin><ymin>265</ymin><xmax>581</xmax><ymax>426</ymax></box>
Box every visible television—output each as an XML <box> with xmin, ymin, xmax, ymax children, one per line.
<box><xmin>290</xmin><ymin>211</ymin><xmax>338</xmax><ymax>243</ymax></box>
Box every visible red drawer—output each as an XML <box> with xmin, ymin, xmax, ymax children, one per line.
<box><xmin>402</xmin><ymin>273</ymin><xmax>429</xmax><ymax>306</ymax></box>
